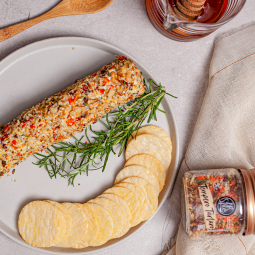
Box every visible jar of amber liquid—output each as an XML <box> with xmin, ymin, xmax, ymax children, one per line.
<box><xmin>146</xmin><ymin>0</ymin><xmax>246</xmax><ymax>41</ymax></box>
<box><xmin>183</xmin><ymin>168</ymin><xmax>255</xmax><ymax>238</ymax></box>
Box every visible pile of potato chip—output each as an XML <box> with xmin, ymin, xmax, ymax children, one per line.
<box><xmin>18</xmin><ymin>125</ymin><xmax>172</xmax><ymax>248</ymax></box>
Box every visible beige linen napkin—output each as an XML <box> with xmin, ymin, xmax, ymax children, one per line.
<box><xmin>165</xmin><ymin>22</ymin><xmax>255</xmax><ymax>255</ymax></box>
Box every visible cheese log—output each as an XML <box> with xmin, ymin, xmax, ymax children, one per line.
<box><xmin>0</xmin><ymin>56</ymin><xmax>145</xmax><ymax>174</ymax></box>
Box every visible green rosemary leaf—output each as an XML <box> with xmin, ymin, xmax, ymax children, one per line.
<box><xmin>85</xmin><ymin>129</ymin><xmax>91</xmax><ymax>144</ymax></box>
<box><xmin>98</xmin><ymin>119</ymin><xmax>109</xmax><ymax>129</ymax></box>
<box><xmin>165</xmin><ymin>92</ymin><xmax>178</xmax><ymax>98</ymax></box>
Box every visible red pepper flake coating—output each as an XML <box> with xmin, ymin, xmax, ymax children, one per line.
<box><xmin>183</xmin><ymin>169</ymin><xmax>245</xmax><ymax>239</ymax></box>
<box><xmin>0</xmin><ymin>56</ymin><xmax>145</xmax><ymax>175</ymax></box>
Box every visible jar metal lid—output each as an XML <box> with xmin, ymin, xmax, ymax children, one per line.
<box><xmin>240</xmin><ymin>169</ymin><xmax>255</xmax><ymax>235</ymax></box>
<box><xmin>247</xmin><ymin>169</ymin><xmax>255</xmax><ymax>234</ymax></box>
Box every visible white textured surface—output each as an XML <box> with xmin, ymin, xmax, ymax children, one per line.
<box><xmin>0</xmin><ymin>0</ymin><xmax>255</xmax><ymax>254</ymax></box>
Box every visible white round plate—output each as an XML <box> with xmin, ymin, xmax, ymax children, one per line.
<box><xmin>0</xmin><ymin>37</ymin><xmax>179</xmax><ymax>254</ymax></box>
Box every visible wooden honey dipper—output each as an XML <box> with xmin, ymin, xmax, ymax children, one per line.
<box><xmin>174</xmin><ymin>0</ymin><xmax>206</xmax><ymax>21</ymax></box>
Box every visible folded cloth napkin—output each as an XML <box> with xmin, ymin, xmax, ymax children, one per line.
<box><xmin>164</xmin><ymin>22</ymin><xmax>255</xmax><ymax>255</ymax></box>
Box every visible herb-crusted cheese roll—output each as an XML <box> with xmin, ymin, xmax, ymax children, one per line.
<box><xmin>0</xmin><ymin>56</ymin><xmax>145</xmax><ymax>175</ymax></box>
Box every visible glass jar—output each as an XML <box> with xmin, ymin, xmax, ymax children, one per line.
<box><xmin>182</xmin><ymin>168</ymin><xmax>255</xmax><ymax>238</ymax></box>
<box><xmin>146</xmin><ymin>0</ymin><xmax>246</xmax><ymax>42</ymax></box>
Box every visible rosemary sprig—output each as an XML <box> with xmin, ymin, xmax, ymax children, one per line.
<box><xmin>33</xmin><ymin>79</ymin><xmax>176</xmax><ymax>186</ymax></box>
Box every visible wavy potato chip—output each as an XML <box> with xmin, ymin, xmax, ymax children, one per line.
<box><xmin>127</xmin><ymin>125</ymin><xmax>172</xmax><ymax>152</ymax></box>
<box><xmin>89</xmin><ymin>197</ymin><xmax>125</xmax><ymax>239</ymax></box>
<box><xmin>115</xmin><ymin>165</ymin><xmax>160</xmax><ymax>195</ymax></box>
<box><xmin>115</xmin><ymin>182</ymin><xmax>147</xmax><ymax>227</ymax></box>
<box><xmin>57</xmin><ymin>203</ymin><xmax>88</xmax><ymax>247</ymax></box>
<box><xmin>84</xmin><ymin>202</ymin><xmax>113</xmax><ymax>246</ymax></box>
<box><xmin>122</xmin><ymin>177</ymin><xmax>158</xmax><ymax>220</ymax></box>
<box><xmin>124</xmin><ymin>154</ymin><xmax>166</xmax><ymax>191</ymax></box>
<box><xmin>125</xmin><ymin>134</ymin><xmax>171</xmax><ymax>170</ymax></box>
<box><xmin>44</xmin><ymin>200</ymin><xmax>72</xmax><ymax>244</ymax></box>
<box><xmin>18</xmin><ymin>201</ymin><xmax>66</xmax><ymax>247</ymax></box>
<box><xmin>72</xmin><ymin>203</ymin><xmax>99</xmax><ymax>249</ymax></box>
<box><xmin>98</xmin><ymin>193</ymin><xmax>131</xmax><ymax>235</ymax></box>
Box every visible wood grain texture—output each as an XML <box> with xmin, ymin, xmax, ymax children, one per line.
<box><xmin>175</xmin><ymin>0</ymin><xmax>205</xmax><ymax>21</ymax></box>
<box><xmin>0</xmin><ymin>0</ymin><xmax>113</xmax><ymax>43</ymax></box>
<box><xmin>181</xmin><ymin>0</ymin><xmax>204</xmax><ymax>11</ymax></box>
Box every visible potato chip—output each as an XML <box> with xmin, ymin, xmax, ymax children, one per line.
<box><xmin>124</xmin><ymin>154</ymin><xmax>166</xmax><ymax>191</ymax></box>
<box><xmin>98</xmin><ymin>193</ymin><xmax>131</xmax><ymax>235</ymax></box>
<box><xmin>84</xmin><ymin>202</ymin><xmax>113</xmax><ymax>246</ymax></box>
<box><xmin>122</xmin><ymin>177</ymin><xmax>158</xmax><ymax>220</ymax></box>
<box><xmin>125</xmin><ymin>134</ymin><xmax>171</xmax><ymax>170</ymax></box>
<box><xmin>57</xmin><ymin>203</ymin><xmax>88</xmax><ymax>247</ymax></box>
<box><xmin>127</xmin><ymin>125</ymin><xmax>172</xmax><ymax>151</ymax></box>
<box><xmin>44</xmin><ymin>200</ymin><xmax>72</xmax><ymax>244</ymax></box>
<box><xmin>18</xmin><ymin>201</ymin><xmax>66</xmax><ymax>247</ymax></box>
<box><xmin>72</xmin><ymin>203</ymin><xmax>99</xmax><ymax>249</ymax></box>
<box><xmin>88</xmin><ymin>197</ymin><xmax>125</xmax><ymax>239</ymax></box>
<box><xmin>115</xmin><ymin>182</ymin><xmax>147</xmax><ymax>227</ymax></box>
<box><xmin>104</xmin><ymin>186</ymin><xmax>140</xmax><ymax>224</ymax></box>
<box><xmin>115</xmin><ymin>165</ymin><xmax>160</xmax><ymax>195</ymax></box>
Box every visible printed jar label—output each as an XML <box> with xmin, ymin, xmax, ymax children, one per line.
<box><xmin>216</xmin><ymin>197</ymin><xmax>236</xmax><ymax>216</ymax></box>
<box><xmin>198</xmin><ymin>184</ymin><xmax>216</xmax><ymax>230</ymax></box>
